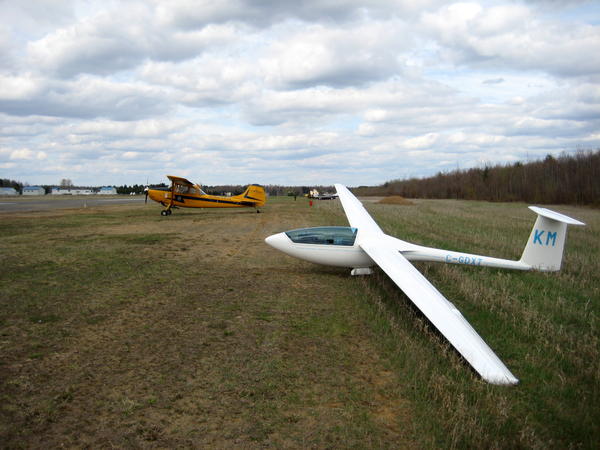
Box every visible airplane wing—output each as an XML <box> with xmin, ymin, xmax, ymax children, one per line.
<box><xmin>167</xmin><ymin>175</ymin><xmax>196</xmax><ymax>187</ymax></box>
<box><xmin>360</xmin><ymin>237</ymin><xmax>518</xmax><ymax>385</ymax></box>
<box><xmin>335</xmin><ymin>184</ymin><xmax>383</xmax><ymax>234</ymax></box>
<box><xmin>335</xmin><ymin>183</ymin><xmax>518</xmax><ymax>385</ymax></box>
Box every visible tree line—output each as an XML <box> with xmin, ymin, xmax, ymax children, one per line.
<box><xmin>203</xmin><ymin>185</ymin><xmax>335</xmax><ymax>197</ymax></box>
<box><xmin>0</xmin><ymin>179</ymin><xmax>23</xmax><ymax>193</ymax></box>
<box><xmin>353</xmin><ymin>150</ymin><xmax>600</xmax><ymax>206</ymax></box>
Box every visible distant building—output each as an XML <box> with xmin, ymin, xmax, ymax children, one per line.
<box><xmin>0</xmin><ymin>187</ymin><xmax>18</xmax><ymax>195</ymax></box>
<box><xmin>23</xmin><ymin>186</ymin><xmax>45</xmax><ymax>196</ymax></box>
<box><xmin>51</xmin><ymin>188</ymin><xmax>93</xmax><ymax>195</ymax></box>
<box><xmin>98</xmin><ymin>186</ymin><xmax>117</xmax><ymax>195</ymax></box>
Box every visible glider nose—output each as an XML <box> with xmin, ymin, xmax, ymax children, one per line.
<box><xmin>265</xmin><ymin>232</ymin><xmax>289</xmax><ymax>252</ymax></box>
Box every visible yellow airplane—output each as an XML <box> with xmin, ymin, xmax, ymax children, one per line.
<box><xmin>146</xmin><ymin>175</ymin><xmax>267</xmax><ymax>215</ymax></box>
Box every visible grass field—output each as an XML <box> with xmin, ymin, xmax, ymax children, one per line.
<box><xmin>1</xmin><ymin>197</ymin><xmax>598</xmax><ymax>448</ymax></box>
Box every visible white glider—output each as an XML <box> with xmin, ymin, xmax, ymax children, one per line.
<box><xmin>265</xmin><ymin>184</ymin><xmax>585</xmax><ymax>385</ymax></box>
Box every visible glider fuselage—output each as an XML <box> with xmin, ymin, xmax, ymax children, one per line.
<box><xmin>265</xmin><ymin>226</ymin><xmax>531</xmax><ymax>271</ymax></box>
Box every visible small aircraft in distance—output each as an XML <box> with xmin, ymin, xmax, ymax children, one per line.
<box><xmin>308</xmin><ymin>189</ymin><xmax>338</xmax><ymax>200</ymax></box>
<box><xmin>316</xmin><ymin>193</ymin><xmax>338</xmax><ymax>200</ymax></box>
<box><xmin>266</xmin><ymin>184</ymin><xmax>585</xmax><ymax>385</ymax></box>
<box><xmin>146</xmin><ymin>175</ymin><xmax>267</xmax><ymax>215</ymax></box>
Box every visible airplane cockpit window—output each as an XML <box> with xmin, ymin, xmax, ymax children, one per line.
<box><xmin>174</xmin><ymin>184</ymin><xmax>189</xmax><ymax>194</ymax></box>
<box><xmin>187</xmin><ymin>186</ymin><xmax>206</xmax><ymax>195</ymax></box>
<box><xmin>285</xmin><ymin>227</ymin><xmax>357</xmax><ymax>246</ymax></box>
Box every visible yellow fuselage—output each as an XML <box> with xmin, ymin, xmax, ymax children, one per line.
<box><xmin>148</xmin><ymin>189</ymin><xmax>251</xmax><ymax>208</ymax></box>
<box><xmin>147</xmin><ymin>184</ymin><xmax>266</xmax><ymax>209</ymax></box>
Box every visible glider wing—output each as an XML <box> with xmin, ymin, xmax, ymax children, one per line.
<box><xmin>360</xmin><ymin>238</ymin><xmax>518</xmax><ymax>385</ymax></box>
<box><xmin>334</xmin><ymin>184</ymin><xmax>383</xmax><ymax>235</ymax></box>
<box><xmin>334</xmin><ymin>183</ymin><xmax>518</xmax><ymax>384</ymax></box>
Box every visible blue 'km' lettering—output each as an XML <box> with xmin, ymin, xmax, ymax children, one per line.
<box><xmin>533</xmin><ymin>229</ymin><xmax>557</xmax><ymax>246</ymax></box>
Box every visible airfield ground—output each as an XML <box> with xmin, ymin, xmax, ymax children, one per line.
<box><xmin>0</xmin><ymin>196</ymin><xmax>598</xmax><ymax>447</ymax></box>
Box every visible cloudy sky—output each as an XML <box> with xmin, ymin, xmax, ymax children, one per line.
<box><xmin>1</xmin><ymin>0</ymin><xmax>599</xmax><ymax>187</ymax></box>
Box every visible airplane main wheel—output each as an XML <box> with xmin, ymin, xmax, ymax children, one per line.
<box><xmin>167</xmin><ymin>210</ymin><xmax>172</xmax><ymax>215</ymax></box>
<box><xmin>161</xmin><ymin>210</ymin><xmax>168</xmax><ymax>216</ymax></box>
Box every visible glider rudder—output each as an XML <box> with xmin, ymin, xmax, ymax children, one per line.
<box><xmin>519</xmin><ymin>206</ymin><xmax>585</xmax><ymax>271</ymax></box>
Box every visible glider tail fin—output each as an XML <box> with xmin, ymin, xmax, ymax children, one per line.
<box><xmin>519</xmin><ymin>206</ymin><xmax>584</xmax><ymax>271</ymax></box>
<box><xmin>241</xmin><ymin>184</ymin><xmax>266</xmax><ymax>206</ymax></box>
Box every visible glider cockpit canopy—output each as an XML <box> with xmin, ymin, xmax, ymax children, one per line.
<box><xmin>285</xmin><ymin>226</ymin><xmax>358</xmax><ymax>246</ymax></box>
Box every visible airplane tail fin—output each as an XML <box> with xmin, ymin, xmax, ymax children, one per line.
<box><xmin>519</xmin><ymin>206</ymin><xmax>584</xmax><ymax>271</ymax></box>
<box><xmin>240</xmin><ymin>184</ymin><xmax>266</xmax><ymax>207</ymax></box>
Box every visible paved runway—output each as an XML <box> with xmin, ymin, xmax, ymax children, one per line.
<box><xmin>0</xmin><ymin>196</ymin><xmax>145</xmax><ymax>213</ymax></box>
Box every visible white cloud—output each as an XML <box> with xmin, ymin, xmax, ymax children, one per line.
<box><xmin>261</xmin><ymin>21</ymin><xmax>410</xmax><ymax>89</ymax></box>
<box><xmin>404</xmin><ymin>133</ymin><xmax>439</xmax><ymax>149</ymax></box>
<box><xmin>420</xmin><ymin>2</ymin><xmax>600</xmax><ymax>77</ymax></box>
<box><xmin>0</xmin><ymin>75</ymin><xmax>173</xmax><ymax>120</ymax></box>
<box><xmin>10</xmin><ymin>148</ymin><xmax>47</xmax><ymax>160</ymax></box>
<box><xmin>0</xmin><ymin>0</ymin><xmax>599</xmax><ymax>186</ymax></box>
<box><xmin>0</xmin><ymin>74</ymin><xmax>45</xmax><ymax>100</ymax></box>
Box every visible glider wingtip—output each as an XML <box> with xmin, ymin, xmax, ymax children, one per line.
<box><xmin>484</xmin><ymin>373</ymin><xmax>519</xmax><ymax>386</ymax></box>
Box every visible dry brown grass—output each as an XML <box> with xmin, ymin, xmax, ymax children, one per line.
<box><xmin>1</xmin><ymin>196</ymin><xmax>597</xmax><ymax>448</ymax></box>
<box><xmin>0</xmin><ymin>198</ymin><xmax>417</xmax><ymax>448</ymax></box>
